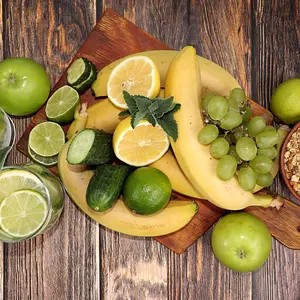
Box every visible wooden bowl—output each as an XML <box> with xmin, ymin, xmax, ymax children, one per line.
<box><xmin>280</xmin><ymin>122</ymin><xmax>300</xmax><ymax>201</ymax></box>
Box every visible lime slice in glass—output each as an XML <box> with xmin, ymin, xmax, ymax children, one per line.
<box><xmin>0</xmin><ymin>169</ymin><xmax>46</xmax><ymax>202</ymax></box>
<box><xmin>28</xmin><ymin>122</ymin><xmax>65</xmax><ymax>157</ymax></box>
<box><xmin>28</xmin><ymin>145</ymin><xmax>58</xmax><ymax>167</ymax></box>
<box><xmin>45</xmin><ymin>85</ymin><xmax>80</xmax><ymax>124</ymax></box>
<box><xmin>0</xmin><ymin>189</ymin><xmax>48</xmax><ymax>238</ymax></box>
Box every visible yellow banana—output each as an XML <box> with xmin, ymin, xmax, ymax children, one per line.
<box><xmin>164</xmin><ymin>46</ymin><xmax>280</xmax><ymax>210</ymax></box>
<box><xmin>150</xmin><ymin>150</ymin><xmax>203</xmax><ymax>199</ymax></box>
<box><xmin>92</xmin><ymin>50</ymin><xmax>240</xmax><ymax>97</ymax></box>
<box><xmin>58</xmin><ymin>142</ymin><xmax>197</xmax><ymax>236</ymax></box>
<box><xmin>66</xmin><ymin>103</ymin><xmax>88</xmax><ymax>140</ymax></box>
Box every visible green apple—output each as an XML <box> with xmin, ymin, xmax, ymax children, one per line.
<box><xmin>0</xmin><ymin>58</ymin><xmax>51</xmax><ymax>116</ymax></box>
<box><xmin>211</xmin><ymin>212</ymin><xmax>272</xmax><ymax>272</ymax></box>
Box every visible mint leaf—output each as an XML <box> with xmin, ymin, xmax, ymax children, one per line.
<box><xmin>152</xmin><ymin>97</ymin><xmax>174</xmax><ymax>118</ymax></box>
<box><xmin>156</xmin><ymin>112</ymin><xmax>178</xmax><ymax>142</ymax></box>
<box><xmin>118</xmin><ymin>110</ymin><xmax>131</xmax><ymax>117</ymax></box>
<box><xmin>169</xmin><ymin>102</ymin><xmax>181</xmax><ymax>114</ymax></box>
<box><xmin>123</xmin><ymin>91</ymin><xmax>138</xmax><ymax>115</ymax></box>
<box><xmin>146</xmin><ymin>112</ymin><xmax>157</xmax><ymax>127</ymax></box>
<box><xmin>148</xmin><ymin>100</ymin><xmax>160</xmax><ymax>115</ymax></box>
<box><xmin>132</xmin><ymin>111</ymin><xmax>148</xmax><ymax>128</ymax></box>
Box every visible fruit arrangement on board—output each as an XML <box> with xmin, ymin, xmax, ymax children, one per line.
<box><xmin>1</xmin><ymin>43</ymin><xmax>300</xmax><ymax>272</ymax></box>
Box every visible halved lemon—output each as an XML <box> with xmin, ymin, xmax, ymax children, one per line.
<box><xmin>113</xmin><ymin>117</ymin><xmax>169</xmax><ymax>167</ymax></box>
<box><xmin>107</xmin><ymin>56</ymin><xmax>160</xmax><ymax>109</ymax></box>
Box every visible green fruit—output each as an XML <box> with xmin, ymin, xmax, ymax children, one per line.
<box><xmin>123</xmin><ymin>167</ymin><xmax>172</xmax><ymax>215</ymax></box>
<box><xmin>212</xmin><ymin>212</ymin><xmax>272</xmax><ymax>272</ymax></box>
<box><xmin>270</xmin><ymin>78</ymin><xmax>300</xmax><ymax>125</ymax></box>
<box><xmin>0</xmin><ymin>58</ymin><xmax>50</xmax><ymax>116</ymax></box>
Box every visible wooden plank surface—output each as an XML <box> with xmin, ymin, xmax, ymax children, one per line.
<box><xmin>1</xmin><ymin>1</ymin><xmax>300</xmax><ymax>300</ymax></box>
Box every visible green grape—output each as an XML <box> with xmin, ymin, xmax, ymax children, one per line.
<box><xmin>217</xmin><ymin>155</ymin><xmax>238</xmax><ymax>181</ymax></box>
<box><xmin>228</xmin><ymin>97</ymin><xmax>239</xmax><ymax>112</ymax></box>
<box><xmin>257</xmin><ymin>147</ymin><xmax>277</xmax><ymax>160</ymax></box>
<box><xmin>264</xmin><ymin>126</ymin><xmax>276</xmax><ymax>132</ymax></box>
<box><xmin>220</xmin><ymin>111</ymin><xmax>243</xmax><ymax>130</ymax></box>
<box><xmin>248</xmin><ymin>116</ymin><xmax>266</xmax><ymax>137</ymax></box>
<box><xmin>207</xmin><ymin>96</ymin><xmax>228</xmax><ymax>120</ymax></box>
<box><xmin>231</xmin><ymin>131</ymin><xmax>244</xmax><ymax>143</ymax></box>
<box><xmin>229</xmin><ymin>88</ymin><xmax>246</xmax><ymax>106</ymax></box>
<box><xmin>256</xmin><ymin>130</ymin><xmax>279</xmax><ymax>149</ymax></box>
<box><xmin>210</xmin><ymin>137</ymin><xmax>230</xmax><ymax>158</ymax></box>
<box><xmin>201</xmin><ymin>93</ymin><xmax>216</xmax><ymax>111</ymax></box>
<box><xmin>228</xmin><ymin>145</ymin><xmax>242</xmax><ymax>164</ymax></box>
<box><xmin>242</xmin><ymin>106</ymin><xmax>252</xmax><ymax>124</ymax></box>
<box><xmin>238</xmin><ymin>167</ymin><xmax>257</xmax><ymax>191</ymax></box>
<box><xmin>236</xmin><ymin>137</ymin><xmax>257</xmax><ymax>161</ymax></box>
<box><xmin>256</xmin><ymin>172</ymin><xmax>273</xmax><ymax>187</ymax></box>
<box><xmin>198</xmin><ymin>124</ymin><xmax>219</xmax><ymax>145</ymax></box>
<box><xmin>249</xmin><ymin>155</ymin><xmax>273</xmax><ymax>173</ymax></box>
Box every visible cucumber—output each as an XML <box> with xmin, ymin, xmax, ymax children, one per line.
<box><xmin>73</xmin><ymin>61</ymin><xmax>97</xmax><ymax>94</ymax></box>
<box><xmin>86</xmin><ymin>165</ymin><xmax>134</xmax><ymax>212</ymax></box>
<box><xmin>67</xmin><ymin>57</ymin><xmax>91</xmax><ymax>86</ymax></box>
<box><xmin>67</xmin><ymin>129</ymin><xmax>114</xmax><ymax>165</ymax></box>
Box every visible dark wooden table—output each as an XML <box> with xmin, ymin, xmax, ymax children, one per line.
<box><xmin>0</xmin><ymin>1</ymin><xmax>299</xmax><ymax>299</ymax></box>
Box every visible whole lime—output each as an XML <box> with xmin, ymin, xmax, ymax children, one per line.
<box><xmin>270</xmin><ymin>78</ymin><xmax>300</xmax><ymax>125</ymax></box>
<box><xmin>0</xmin><ymin>58</ymin><xmax>51</xmax><ymax>116</ymax></box>
<box><xmin>123</xmin><ymin>167</ymin><xmax>172</xmax><ymax>215</ymax></box>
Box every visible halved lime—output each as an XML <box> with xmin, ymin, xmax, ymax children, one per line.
<box><xmin>0</xmin><ymin>189</ymin><xmax>48</xmax><ymax>238</ymax></box>
<box><xmin>0</xmin><ymin>169</ymin><xmax>46</xmax><ymax>202</ymax></box>
<box><xmin>46</xmin><ymin>86</ymin><xmax>80</xmax><ymax>123</ymax></box>
<box><xmin>28</xmin><ymin>145</ymin><xmax>58</xmax><ymax>167</ymax></box>
<box><xmin>28</xmin><ymin>122</ymin><xmax>65</xmax><ymax>157</ymax></box>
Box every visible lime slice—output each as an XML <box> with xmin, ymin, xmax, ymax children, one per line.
<box><xmin>28</xmin><ymin>145</ymin><xmax>58</xmax><ymax>167</ymax></box>
<box><xmin>0</xmin><ymin>169</ymin><xmax>46</xmax><ymax>202</ymax></box>
<box><xmin>28</xmin><ymin>122</ymin><xmax>65</xmax><ymax>157</ymax></box>
<box><xmin>0</xmin><ymin>190</ymin><xmax>48</xmax><ymax>238</ymax></box>
<box><xmin>46</xmin><ymin>86</ymin><xmax>80</xmax><ymax>123</ymax></box>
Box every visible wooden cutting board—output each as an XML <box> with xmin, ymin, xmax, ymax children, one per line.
<box><xmin>17</xmin><ymin>8</ymin><xmax>300</xmax><ymax>254</ymax></box>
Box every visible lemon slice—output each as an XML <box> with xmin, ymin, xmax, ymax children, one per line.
<box><xmin>107</xmin><ymin>56</ymin><xmax>160</xmax><ymax>108</ymax></box>
<box><xmin>0</xmin><ymin>190</ymin><xmax>48</xmax><ymax>238</ymax></box>
<box><xmin>113</xmin><ymin>117</ymin><xmax>169</xmax><ymax>166</ymax></box>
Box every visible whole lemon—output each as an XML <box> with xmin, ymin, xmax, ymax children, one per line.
<box><xmin>270</xmin><ymin>78</ymin><xmax>300</xmax><ymax>125</ymax></box>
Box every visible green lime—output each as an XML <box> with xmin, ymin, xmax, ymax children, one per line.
<box><xmin>270</xmin><ymin>78</ymin><xmax>300</xmax><ymax>125</ymax></box>
<box><xmin>0</xmin><ymin>169</ymin><xmax>46</xmax><ymax>202</ymax></box>
<box><xmin>123</xmin><ymin>167</ymin><xmax>172</xmax><ymax>215</ymax></box>
<box><xmin>0</xmin><ymin>189</ymin><xmax>48</xmax><ymax>238</ymax></box>
<box><xmin>46</xmin><ymin>85</ymin><xmax>80</xmax><ymax>124</ymax></box>
<box><xmin>28</xmin><ymin>122</ymin><xmax>65</xmax><ymax>157</ymax></box>
<box><xmin>28</xmin><ymin>145</ymin><xmax>58</xmax><ymax>167</ymax></box>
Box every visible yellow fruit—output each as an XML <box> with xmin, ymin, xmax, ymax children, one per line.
<box><xmin>66</xmin><ymin>103</ymin><xmax>88</xmax><ymax>140</ymax></box>
<box><xmin>165</xmin><ymin>46</ymin><xmax>279</xmax><ymax>210</ymax></box>
<box><xmin>113</xmin><ymin>117</ymin><xmax>169</xmax><ymax>167</ymax></box>
<box><xmin>107</xmin><ymin>56</ymin><xmax>160</xmax><ymax>109</ymax></box>
<box><xmin>85</xmin><ymin>98</ymin><xmax>123</xmax><ymax>133</ymax></box>
<box><xmin>58</xmin><ymin>142</ymin><xmax>198</xmax><ymax>236</ymax></box>
<box><xmin>270</xmin><ymin>78</ymin><xmax>300</xmax><ymax>125</ymax></box>
<box><xmin>150</xmin><ymin>150</ymin><xmax>202</xmax><ymax>199</ymax></box>
<box><xmin>92</xmin><ymin>50</ymin><xmax>240</xmax><ymax>97</ymax></box>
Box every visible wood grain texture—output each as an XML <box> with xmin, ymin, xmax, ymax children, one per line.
<box><xmin>1</xmin><ymin>1</ymin><xmax>300</xmax><ymax>300</ymax></box>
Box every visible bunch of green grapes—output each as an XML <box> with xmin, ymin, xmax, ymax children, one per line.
<box><xmin>198</xmin><ymin>88</ymin><xmax>279</xmax><ymax>191</ymax></box>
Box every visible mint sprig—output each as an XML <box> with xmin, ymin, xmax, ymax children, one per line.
<box><xmin>119</xmin><ymin>91</ymin><xmax>181</xmax><ymax>141</ymax></box>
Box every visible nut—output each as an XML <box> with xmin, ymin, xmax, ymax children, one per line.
<box><xmin>284</xmin><ymin>128</ymin><xmax>300</xmax><ymax>195</ymax></box>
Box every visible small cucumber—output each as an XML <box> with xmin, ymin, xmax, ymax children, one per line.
<box><xmin>67</xmin><ymin>57</ymin><xmax>91</xmax><ymax>86</ymax></box>
<box><xmin>67</xmin><ymin>129</ymin><xmax>114</xmax><ymax>165</ymax></box>
<box><xmin>86</xmin><ymin>165</ymin><xmax>134</xmax><ymax>212</ymax></box>
<box><xmin>73</xmin><ymin>61</ymin><xmax>97</xmax><ymax>94</ymax></box>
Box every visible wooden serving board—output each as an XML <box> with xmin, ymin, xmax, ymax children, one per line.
<box><xmin>17</xmin><ymin>8</ymin><xmax>300</xmax><ymax>254</ymax></box>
